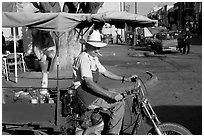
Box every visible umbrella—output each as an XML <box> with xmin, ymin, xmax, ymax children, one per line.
<box><xmin>2</xmin><ymin>12</ymin><xmax>91</xmax><ymax>83</ymax></box>
<box><xmin>90</xmin><ymin>11</ymin><xmax>156</xmax><ymax>28</ymax></box>
<box><xmin>2</xmin><ymin>11</ymin><xmax>156</xmax><ymax>83</ymax></box>
<box><xmin>2</xmin><ymin>12</ymin><xmax>90</xmax><ymax>32</ymax></box>
<box><xmin>143</xmin><ymin>27</ymin><xmax>153</xmax><ymax>37</ymax></box>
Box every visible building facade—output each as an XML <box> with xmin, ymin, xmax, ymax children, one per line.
<box><xmin>148</xmin><ymin>2</ymin><xmax>202</xmax><ymax>34</ymax></box>
<box><xmin>123</xmin><ymin>2</ymin><xmax>137</xmax><ymax>14</ymax></box>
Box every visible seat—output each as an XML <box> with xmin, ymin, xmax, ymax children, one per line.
<box><xmin>6</xmin><ymin>53</ymin><xmax>26</xmax><ymax>74</ymax></box>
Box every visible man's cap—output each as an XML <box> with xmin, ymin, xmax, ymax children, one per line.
<box><xmin>80</xmin><ymin>30</ymin><xmax>107</xmax><ymax>48</ymax></box>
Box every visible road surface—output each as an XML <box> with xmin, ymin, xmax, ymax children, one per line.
<box><xmin>99</xmin><ymin>44</ymin><xmax>202</xmax><ymax>135</ymax></box>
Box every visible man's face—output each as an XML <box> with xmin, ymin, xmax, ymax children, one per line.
<box><xmin>86</xmin><ymin>44</ymin><xmax>101</xmax><ymax>57</ymax></box>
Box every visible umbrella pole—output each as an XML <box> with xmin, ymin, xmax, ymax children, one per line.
<box><xmin>54</xmin><ymin>32</ymin><xmax>60</xmax><ymax>126</ymax></box>
<box><xmin>13</xmin><ymin>27</ymin><xmax>18</xmax><ymax>83</ymax></box>
<box><xmin>56</xmin><ymin>39</ymin><xmax>59</xmax><ymax>92</ymax></box>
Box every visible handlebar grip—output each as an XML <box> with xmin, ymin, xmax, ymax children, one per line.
<box><xmin>146</xmin><ymin>71</ymin><xmax>153</xmax><ymax>79</ymax></box>
<box><xmin>145</xmin><ymin>71</ymin><xmax>158</xmax><ymax>86</ymax></box>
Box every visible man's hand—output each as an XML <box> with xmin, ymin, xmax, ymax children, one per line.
<box><xmin>114</xmin><ymin>93</ymin><xmax>123</xmax><ymax>101</ymax></box>
<box><xmin>126</xmin><ymin>74</ymin><xmax>138</xmax><ymax>82</ymax></box>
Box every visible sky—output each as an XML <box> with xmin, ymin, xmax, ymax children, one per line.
<box><xmin>137</xmin><ymin>2</ymin><xmax>176</xmax><ymax>16</ymax></box>
<box><xmin>98</xmin><ymin>1</ymin><xmax>176</xmax><ymax>16</ymax></box>
<box><xmin>1</xmin><ymin>1</ymin><xmax>176</xmax><ymax>16</ymax></box>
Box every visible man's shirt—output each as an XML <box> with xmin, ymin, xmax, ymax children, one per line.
<box><xmin>72</xmin><ymin>52</ymin><xmax>106</xmax><ymax>89</ymax></box>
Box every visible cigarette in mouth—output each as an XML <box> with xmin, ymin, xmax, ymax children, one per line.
<box><xmin>97</xmin><ymin>52</ymin><xmax>103</xmax><ymax>56</ymax></box>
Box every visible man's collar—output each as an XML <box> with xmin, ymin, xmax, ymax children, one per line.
<box><xmin>85</xmin><ymin>52</ymin><xmax>97</xmax><ymax>61</ymax></box>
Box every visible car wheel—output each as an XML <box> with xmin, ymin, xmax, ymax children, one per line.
<box><xmin>151</xmin><ymin>43</ymin><xmax>162</xmax><ymax>54</ymax></box>
<box><xmin>155</xmin><ymin>41</ymin><xmax>163</xmax><ymax>54</ymax></box>
<box><xmin>157</xmin><ymin>47</ymin><xmax>163</xmax><ymax>54</ymax></box>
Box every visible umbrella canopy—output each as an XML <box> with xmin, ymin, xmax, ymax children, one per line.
<box><xmin>2</xmin><ymin>12</ymin><xmax>91</xmax><ymax>32</ymax></box>
<box><xmin>90</xmin><ymin>11</ymin><xmax>156</xmax><ymax>28</ymax></box>
<box><xmin>2</xmin><ymin>2</ymin><xmax>17</xmax><ymax>12</ymax></box>
<box><xmin>2</xmin><ymin>11</ymin><xmax>156</xmax><ymax>31</ymax></box>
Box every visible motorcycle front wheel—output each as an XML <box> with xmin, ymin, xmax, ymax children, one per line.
<box><xmin>148</xmin><ymin>122</ymin><xmax>192</xmax><ymax>135</ymax></box>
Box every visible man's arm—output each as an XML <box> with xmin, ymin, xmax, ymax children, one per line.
<box><xmin>84</xmin><ymin>77</ymin><xmax>121</xmax><ymax>100</ymax></box>
<box><xmin>184</xmin><ymin>34</ymin><xmax>189</xmax><ymax>41</ymax></box>
<box><xmin>101</xmin><ymin>70</ymin><xmax>130</xmax><ymax>82</ymax></box>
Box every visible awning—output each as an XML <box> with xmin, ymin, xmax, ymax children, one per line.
<box><xmin>90</xmin><ymin>11</ymin><xmax>156</xmax><ymax>28</ymax></box>
<box><xmin>2</xmin><ymin>2</ymin><xmax>17</xmax><ymax>12</ymax></box>
<box><xmin>2</xmin><ymin>12</ymin><xmax>91</xmax><ymax>32</ymax></box>
<box><xmin>2</xmin><ymin>11</ymin><xmax>156</xmax><ymax>31</ymax></box>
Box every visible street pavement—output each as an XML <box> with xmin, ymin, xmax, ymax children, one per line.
<box><xmin>99</xmin><ymin>43</ymin><xmax>202</xmax><ymax>135</ymax></box>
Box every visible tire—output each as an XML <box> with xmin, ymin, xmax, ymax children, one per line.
<box><xmin>157</xmin><ymin>48</ymin><xmax>163</xmax><ymax>54</ymax></box>
<box><xmin>148</xmin><ymin>122</ymin><xmax>192</xmax><ymax>135</ymax></box>
<box><xmin>151</xmin><ymin>41</ymin><xmax>162</xmax><ymax>54</ymax></box>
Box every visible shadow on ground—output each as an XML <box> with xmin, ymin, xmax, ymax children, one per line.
<box><xmin>152</xmin><ymin>105</ymin><xmax>202</xmax><ymax>135</ymax></box>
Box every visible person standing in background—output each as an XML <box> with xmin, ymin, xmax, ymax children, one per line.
<box><xmin>116</xmin><ymin>29</ymin><xmax>123</xmax><ymax>44</ymax></box>
<box><xmin>183</xmin><ymin>28</ymin><xmax>192</xmax><ymax>54</ymax></box>
<box><xmin>177</xmin><ymin>30</ymin><xmax>184</xmax><ymax>53</ymax></box>
<box><xmin>2</xmin><ymin>31</ymin><xmax>6</xmax><ymax>54</ymax></box>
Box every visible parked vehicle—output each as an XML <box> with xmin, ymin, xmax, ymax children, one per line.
<box><xmin>2</xmin><ymin>72</ymin><xmax>192</xmax><ymax>135</ymax></box>
<box><xmin>150</xmin><ymin>31</ymin><xmax>179</xmax><ymax>54</ymax></box>
<box><xmin>136</xmin><ymin>27</ymin><xmax>154</xmax><ymax>47</ymax></box>
<box><xmin>136</xmin><ymin>27</ymin><xmax>179</xmax><ymax>54</ymax></box>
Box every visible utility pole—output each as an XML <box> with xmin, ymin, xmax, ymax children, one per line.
<box><xmin>135</xmin><ymin>2</ymin><xmax>137</xmax><ymax>14</ymax></box>
<box><xmin>120</xmin><ymin>2</ymin><xmax>124</xmax><ymax>12</ymax></box>
<box><xmin>134</xmin><ymin>2</ymin><xmax>138</xmax><ymax>46</ymax></box>
<box><xmin>120</xmin><ymin>2</ymin><xmax>124</xmax><ymax>42</ymax></box>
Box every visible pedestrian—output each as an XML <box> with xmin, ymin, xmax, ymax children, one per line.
<box><xmin>116</xmin><ymin>29</ymin><xmax>123</xmax><ymax>44</ymax></box>
<box><xmin>2</xmin><ymin>31</ymin><xmax>6</xmax><ymax>54</ymax></box>
<box><xmin>177</xmin><ymin>30</ymin><xmax>184</xmax><ymax>53</ymax></box>
<box><xmin>183</xmin><ymin>28</ymin><xmax>192</xmax><ymax>54</ymax></box>
<box><xmin>72</xmin><ymin>29</ymin><xmax>136</xmax><ymax>135</ymax></box>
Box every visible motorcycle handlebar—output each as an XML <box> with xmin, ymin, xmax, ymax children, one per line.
<box><xmin>145</xmin><ymin>71</ymin><xmax>153</xmax><ymax>79</ymax></box>
<box><xmin>120</xmin><ymin>71</ymin><xmax>158</xmax><ymax>99</ymax></box>
<box><xmin>130</xmin><ymin>71</ymin><xmax>154</xmax><ymax>82</ymax></box>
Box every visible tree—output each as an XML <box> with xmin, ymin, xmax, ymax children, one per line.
<box><xmin>51</xmin><ymin>2</ymin><xmax>104</xmax><ymax>73</ymax></box>
<box><xmin>30</xmin><ymin>2</ymin><xmax>104</xmax><ymax>93</ymax></box>
<box><xmin>32</xmin><ymin>2</ymin><xmax>104</xmax><ymax>73</ymax></box>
